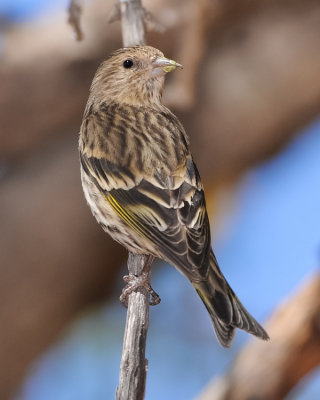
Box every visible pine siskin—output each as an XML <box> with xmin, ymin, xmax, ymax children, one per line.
<box><xmin>79</xmin><ymin>46</ymin><xmax>269</xmax><ymax>347</ymax></box>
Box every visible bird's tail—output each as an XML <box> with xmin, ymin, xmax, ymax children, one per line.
<box><xmin>193</xmin><ymin>252</ymin><xmax>269</xmax><ymax>347</ymax></box>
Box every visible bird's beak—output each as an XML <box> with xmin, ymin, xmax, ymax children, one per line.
<box><xmin>152</xmin><ymin>57</ymin><xmax>183</xmax><ymax>74</ymax></box>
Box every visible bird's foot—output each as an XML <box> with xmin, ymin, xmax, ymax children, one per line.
<box><xmin>120</xmin><ymin>272</ymin><xmax>161</xmax><ymax>307</ymax></box>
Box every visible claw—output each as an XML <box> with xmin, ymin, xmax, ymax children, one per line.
<box><xmin>120</xmin><ymin>272</ymin><xmax>161</xmax><ymax>307</ymax></box>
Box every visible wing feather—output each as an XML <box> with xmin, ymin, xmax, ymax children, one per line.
<box><xmin>82</xmin><ymin>152</ymin><xmax>211</xmax><ymax>280</ymax></box>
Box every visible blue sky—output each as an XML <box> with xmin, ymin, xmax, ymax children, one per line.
<box><xmin>0</xmin><ymin>0</ymin><xmax>65</xmax><ymax>21</ymax></box>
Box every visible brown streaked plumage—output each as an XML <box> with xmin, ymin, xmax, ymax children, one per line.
<box><xmin>79</xmin><ymin>45</ymin><xmax>269</xmax><ymax>347</ymax></box>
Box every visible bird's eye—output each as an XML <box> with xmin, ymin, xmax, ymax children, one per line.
<box><xmin>123</xmin><ymin>59</ymin><xmax>134</xmax><ymax>69</ymax></box>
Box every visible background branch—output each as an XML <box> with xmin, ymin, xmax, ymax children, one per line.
<box><xmin>197</xmin><ymin>274</ymin><xmax>320</xmax><ymax>400</ymax></box>
<box><xmin>68</xmin><ymin>0</ymin><xmax>84</xmax><ymax>41</ymax></box>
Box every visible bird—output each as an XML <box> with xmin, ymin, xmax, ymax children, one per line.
<box><xmin>79</xmin><ymin>45</ymin><xmax>269</xmax><ymax>347</ymax></box>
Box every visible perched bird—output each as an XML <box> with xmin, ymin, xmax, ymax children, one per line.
<box><xmin>79</xmin><ymin>45</ymin><xmax>269</xmax><ymax>347</ymax></box>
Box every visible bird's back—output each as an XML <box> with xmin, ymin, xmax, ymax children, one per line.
<box><xmin>79</xmin><ymin>101</ymin><xmax>190</xmax><ymax>181</ymax></box>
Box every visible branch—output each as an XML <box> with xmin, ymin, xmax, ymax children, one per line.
<box><xmin>196</xmin><ymin>274</ymin><xmax>320</xmax><ymax>400</ymax></box>
<box><xmin>115</xmin><ymin>2</ymin><xmax>153</xmax><ymax>399</ymax></box>
<box><xmin>116</xmin><ymin>254</ymin><xmax>153</xmax><ymax>400</ymax></box>
<box><xmin>118</xmin><ymin>0</ymin><xmax>146</xmax><ymax>47</ymax></box>
<box><xmin>67</xmin><ymin>0</ymin><xmax>84</xmax><ymax>41</ymax></box>
<box><xmin>108</xmin><ymin>0</ymin><xmax>164</xmax><ymax>38</ymax></box>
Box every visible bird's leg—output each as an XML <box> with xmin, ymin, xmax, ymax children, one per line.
<box><xmin>120</xmin><ymin>253</ymin><xmax>161</xmax><ymax>307</ymax></box>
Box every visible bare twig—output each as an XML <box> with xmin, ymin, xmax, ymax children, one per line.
<box><xmin>118</xmin><ymin>0</ymin><xmax>146</xmax><ymax>47</ymax></box>
<box><xmin>68</xmin><ymin>0</ymin><xmax>84</xmax><ymax>41</ymax></box>
<box><xmin>115</xmin><ymin>2</ymin><xmax>155</xmax><ymax>399</ymax></box>
<box><xmin>196</xmin><ymin>274</ymin><xmax>320</xmax><ymax>400</ymax></box>
<box><xmin>116</xmin><ymin>254</ymin><xmax>154</xmax><ymax>400</ymax></box>
<box><xmin>108</xmin><ymin>0</ymin><xmax>164</xmax><ymax>36</ymax></box>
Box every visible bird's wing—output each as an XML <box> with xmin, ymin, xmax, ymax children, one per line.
<box><xmin>81</xmin><ymin>153</ymin><xmax>212</xmax><ymax>279</ymax></box>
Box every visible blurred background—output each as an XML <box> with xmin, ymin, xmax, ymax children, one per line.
<box><xmin>1</xmin><ymin>0</ymin><xmax>320</xmax><ymax>399</ymax></box>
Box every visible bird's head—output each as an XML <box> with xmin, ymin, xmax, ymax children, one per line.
<box><xmin>89</xmin><ymin>46</ymin><xmax>182</xmax><ymax>107</ymax></box>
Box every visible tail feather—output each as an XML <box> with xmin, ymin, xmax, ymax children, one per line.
<box><xmin>211</xmin><ymin>315</ymin><xmax>235</xmax><ymax>348</ymax></box>
<box><xmin>194</xmin><ymin>252</ymin><xmax>269</xmax><ymax>348</ymax></box>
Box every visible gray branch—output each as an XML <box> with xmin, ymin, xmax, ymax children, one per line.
<box><xmin>116</xmin><ymin>2</ymin><xmax>152</xmax><ymax>399</ymax></box>
<box><xmin>119</xmin><ymin>0</ymin><xmax>146</xmax><ymax>46</ymax></box>
<box><xmin>116</xmin><ymin>253</ymin><xmax>153</xmax><ymax>400</ymax></box>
